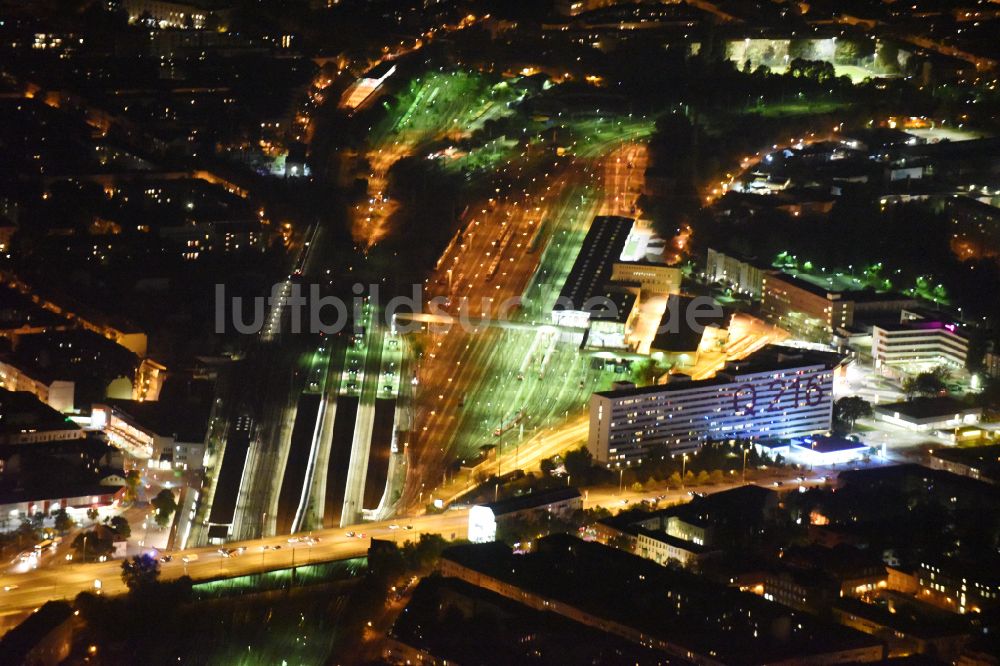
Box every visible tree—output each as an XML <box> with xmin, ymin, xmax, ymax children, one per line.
<box><xmin>151</xmin><ymin>489</ymin><xmax>178</xmax><ymax>529</ymax></box>
<box><xmin>695</xmin><ymin>470</ymin><xmax>711</xmax><ymax>485</ymax></box>
<box><xmin>903</xmin><ymin>372</ymin><xmax>947</xmax><ymax>399</ymax></box>
<box><xmin>123</xmin><ymin>470</ymin><xmax>140</xmax><ymax>504</ymax></box>
<box><xmin>834</xmin><ymin>396</ymin><xmax>873</xmax><ymax>431</ymax></box>
<box><xmin>635</xmin><ymin>359</ymin><xmax>670</xmax><ymax>386</ymax></box>
<box><xmin>107</xmin><ymin>515</ymin><xmax>131</xmax><ymax>539</ymax></box>
<box><xmin>667</xmin><ymin>472</ymin><xmax>682</xmax><ymax>489</ymax></box>
<box><xmin>708</xmin><ymin>470</ymin><xmax>725</xmax><ymax>485</ymax></box>
<box><xmin>563</xmin><ymin>447</ymin><xmax>593</xmax><ymax>482</ymax></box>
<box><xmin>788</xmin><ymin>39</ymin><xmax>816</xmax><ymax>61</ymax></box>
<box><xmin>14</xmin><ymin>520</ymin><xmax>38</xmax><ymax>550</ymax></box>
<box><xmin>400</xmin><ymin>534</ymin><xmax>450</xmax><ymax>572</ymax></box>
<box><xmin>876</xmin><ymin>42</ymin><xmax>901</xmax><ymax>73</ymax></box>
<box><xmin>121</xmin><ymin>554</ymin><xmax>160</xmax><ymax>592</ymax></box>
<box><xmin>72</xmin><ymin>530</ymin><xmax>113</xmax><ymax>562</ymax></box>
<box><xmin>540</xmin><ymin>457</ymin><xmax>557</xmax><ymax>477</ymax></box>
<box><xmin>86</xmin><ymin>508</ymin><xmax>99</xmax><ymax>522</ymax></box>
<box><xmin>52</xmin><ymin>509</ymin><xmax>74</xmax><ymax>533</ymax></box>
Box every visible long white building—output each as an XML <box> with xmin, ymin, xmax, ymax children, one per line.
<box><xmin>588</xmin><ymin>345</ymin><xmax>844</xmax><ymax>465</ymax></box>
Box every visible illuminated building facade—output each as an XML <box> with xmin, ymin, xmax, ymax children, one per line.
<box><xmin>588</xmin><ymin>345</ymin><xmax>843</xmax><ymax>464</ymax></box>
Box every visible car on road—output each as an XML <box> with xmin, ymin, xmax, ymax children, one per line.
<box><xmin>345</xmin><ymin>531</ymin><xmax>355</xmax><ymax>538</ymax></box>
<box><xmin>3</xmin><ymin>585</ymin><xmax>18</xmax><ymax>592</ymax></box>
<box><xmin>388</xmin><ymin>524</ymin><xmax>399</xmax><ymax>530</ymax></box>
<box><xmin>181</xmin><ymin>554</ymin><xmax>198</xmax><ymax>563</ymax></box>
<box><xmin>288</xmin><ymin>537</ymin><xmax>301</xmax><ymax>543</ymax></box>
<box><xmin>160</xmin><ymin>555</ymin><xmax>173</xmax><ymax>563</ymax></box>
<box><xmin>403</xmin><ymin>525</ymin><xmax>414</xmax><ymax>530</ymax></box>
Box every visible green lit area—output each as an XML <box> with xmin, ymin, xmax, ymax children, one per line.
<box><xmin>438</xmin><ymin>137</ymin><xmax>521</xmax><ymax>175</ymax></box>
<box><xmin>561</xmin><ymin>117</ymin><xmax>656</xmax><ymax>158</ymax></box>
<box><xmin>372</xmin><ymin>70</ymin><xmax>523</xmax><ymax>148</ymax></box>
<box><xmin>193</xmin><ymin>558</ymin><xmax>366</xmax><ymax>599</ymax></box>
<box><xmin>521</xmin><ymin>184</ymin><xmax>597</xmax><ymax>320</ymax></box>
<box><xmin>746</xmin><ymin>99</ymin><xmax>849</xmax><ymax>118</ymax></box>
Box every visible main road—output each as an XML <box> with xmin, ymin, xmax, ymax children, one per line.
<box><xmin>0</xmin><ymin>471</ymin><xmax>831</xmax><ymax>635</ymax></box>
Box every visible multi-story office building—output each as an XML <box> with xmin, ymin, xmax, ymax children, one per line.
<box><xmin>705</xmin><ymin>248</ymin><xmax>765</xmax><ymax>298</ymax></box>
<box><xmin>872</xmin><ymin>311</ymin><xmax>969</xmax><ymax>369</ymax></box>
<box><xmin>588</xmin><ymin>345</ymin><xmax>843</xmax><ymax>464</ymax></box>
<box><xmin>762</xmin><ymin>272</ymin><xmax>854</xmax><ymax>339</ymax></box>
<box><xmin>762</xmin><ymin>271</ymin><xmax>916</xmax><ymax>341</ymax></box>
<box><xmin>122</xmin><ymin>0</ymin><xmax>230</xmax><ymax>29</ymax></box>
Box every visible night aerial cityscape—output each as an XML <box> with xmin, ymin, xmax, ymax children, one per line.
<box><xmin>3</xmin><ymin>0</ymin><xmax>1000</xmax><ymax>664</ymax></box>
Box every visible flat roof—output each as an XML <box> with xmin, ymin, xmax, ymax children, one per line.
<box><xmin>875</xmin><ymin>319</ymin><xmax>966</xmax><ymax>337</ymax></box>
<box><xmin>554</xmin><ymin>216</ymin><xmax>633</xmax><ymax>313</ymax></box>
<box><xmin>931</xmin><ymin>444</ymin><xmax>1000</xmax><ymax>482</ymax></box>
<box><xmin>874</xmin><ymin>396</ymin><xmax>980</xmax><ymax>420</ymax></box>
<box><xmin>587</xmin><ymin>288</ymin><xmax>637</xmax><ymax>324</ymax></box>
<box><xmin>441</xmin><ymin>534</ymin><xmax>880</xmax><ymax>664</ymax></box>
<box><xmin>102</xmin><ymin>397</ymin><xmax>211</xmax><ymax>443</ymax></box>
<box><xmin>595</xmin><ymin>344</ymin><xmax>843</xmax><ymax>399</ymax></box>
<box><xmin>651</xmin><ymin>294</ymin><xmax>724</xmax><ymax>353</ymax></box>
<box><xmin>0</xmin><ymin>388</ymin><xmax>82</xmax><ymax>435</ymax></box>
<box><xmin>484</xmin><ymin>486</ymin><xmax>582</xmax><ymax>516</ymax></box>
<box><xmin>766</xmin><ymin>271</ymin><xmax>911</xmax><ymax>303</ymax></box>
<box><xmin>792</xmin><ymin>435</ymin><xmax>868</xmax><ymax>454</ymax></box>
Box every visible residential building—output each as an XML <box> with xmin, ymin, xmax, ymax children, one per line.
<box><xmin>928</xmin><ymin>444</ymin><xmax>1000</xmax><ymax>485</ymax></box>
<box><xmin>438</xmin><ymin>535</ymin><xmax>885</xmax><ymax>664</ymax></box>
<box><xmin>705</xmin><ymin>248</ymin><xmax>765</xmax><ymax>298</ymax></box>
<box><xmin>915</xmin><ymin>558</ymin><xmax>1000</xmax><ymax>614</ymax></box>
<box><xmin>0</xmin><ymin>389</ymin><xmax>85</xmax><ymax>445</ymax></box>
<box><xmin>600</xmin><ymin>485</ymin><xmax>778</xmax><ymax>568</ymax></box>
<box><xmin>0</xmin><ymin>361</ymin><xmax>74</xmax><ymax>413</ymax></box>
<box><xmin>832</xmin><ymin>598</ymin><xmax>972</xmax><ymax>659</ymax></box>
<box><xmin>588</xmin><ymin>344</ymin><xmax>843</xmax><ymax>463</ymax></box>
<box><xmin>634</xmin><ymin>529</ymin><xmax>706</xmax><ymax>568</ymax></box>
<box><xmin>468</xmin><ymin>486</ymin><xmax>583</xmax><ymax>543</ymax></box>
<box><xmin>0</xmin><ymin>330</ymin><xmax>164</xmax><ymax>409</ymax></box>
<box><xmin>122</xmin><ymin>0</ymin><xmax>230</xmax><ymax>29</ymax></box>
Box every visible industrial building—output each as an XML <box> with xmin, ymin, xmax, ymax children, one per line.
<box><xmin>552</xmin><ymin>215</ymin><xmax>679</xmax><ymax>349</ymax></box>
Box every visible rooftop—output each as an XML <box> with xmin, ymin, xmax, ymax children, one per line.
<box><xmin>650</xmin><ymin>294</ymin><xmax>724</xmax><ymax>353</ymax></box>
<box><xmin>102</xmin><ymin>396</ymin><xmax>211</xmax><ymax>443</ymax></box>
<box><xmin>554</xmin><ymin>216</ymin><xmax>633</xmax><ymax>313</ymax></box>
<box><xmin>874</xmin><ymin>396</ymin><xmax>980</xmax><ymax>420</ymax></box>
<box><xmin>484</xmin><ymin>486</ymin><xmax>582</xmax><ymax>517</ymax></box>
<box><xmin>441</xmin><ymin>534</ymin><xmax>881</xmax><ymax>664</ymax></box>
<box><xmin>766</xmin><ymin>270</ymin><xmax>911</xmax><ymax>303</ymax></box>
<box><xmin>792</xmin><ymin>434</ymin><xmax>868</xmax><ymax>454</ymax></box>
<box><xmin>0</xmin><ymin>388</ymin><xmax>81</xmax><ymax>435</ymax></box>
<box><xmin>595</xmin><ymin>344</ymin><xmax>843</xmax><ymax>399</ymax></box>
<box><xmin>931</xmin><ymin>444</ymin><xmax>1000</xmax><ymax>482</ymax></box>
